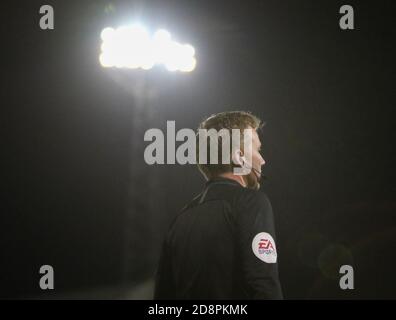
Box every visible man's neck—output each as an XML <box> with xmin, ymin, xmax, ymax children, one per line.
<box><xmin>217</xmin><ymin>172</ymin><xmax>246</xmax><ymax>187</ymax></box>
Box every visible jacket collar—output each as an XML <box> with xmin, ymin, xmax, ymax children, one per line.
<box><xmin>205</xmin><ymin>176</ymin><xmax>243</xmax><ymax>187</ymax></box>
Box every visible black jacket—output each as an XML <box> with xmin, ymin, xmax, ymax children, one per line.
<box><xmin>154</xmin><ymin>177</ymin><xmax>283</xmax><ymax>299</ymax></box>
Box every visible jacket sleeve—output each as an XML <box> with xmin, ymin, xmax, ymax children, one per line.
<box><xmin>235</xmin><ymin>191</ymin><xmax>283</xmax><ymax>299</ymax></box>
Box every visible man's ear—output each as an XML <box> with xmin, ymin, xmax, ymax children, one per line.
<box><xmin>232</xmin><ymin>149</ymin><xmax>245</xmax><ymax>167</ymax></box>
<box><xmin>232</xmin><ymin>149</ymin><xmax>251</xmax><ymax>176</ymax></box>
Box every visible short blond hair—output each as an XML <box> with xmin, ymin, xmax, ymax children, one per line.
<box><xmin>196</xmin><ymin>111</ymin><xmax>263</xmax><ymax>179</ymax></box>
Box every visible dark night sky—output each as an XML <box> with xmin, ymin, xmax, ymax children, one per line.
<box><xmin>2</xmin><ymin>0</ymin><xmax>395</xmax><ymax>298</ymax></box>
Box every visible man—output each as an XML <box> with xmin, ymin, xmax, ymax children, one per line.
<box><xmin>154</xmin><ymin>111</ymin><xmax>283</xmax><ymax>299</ymax></box>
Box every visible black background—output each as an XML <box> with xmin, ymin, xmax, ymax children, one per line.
<box><xmin>2</xmin><ymin>0</ymin><xmax>395</xmax><ymax>299</ymax></box>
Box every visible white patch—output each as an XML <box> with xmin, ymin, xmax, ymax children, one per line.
<box><xmin>252</xmin><ymin>232</ymin><xmax>277</xmax><ymax>263</ymax></box>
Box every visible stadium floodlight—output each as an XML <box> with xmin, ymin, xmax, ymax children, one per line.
<box><xmin>99</xmin><ymin>24</ymin><xmax>196</xmax><ymax>72</ymax></box>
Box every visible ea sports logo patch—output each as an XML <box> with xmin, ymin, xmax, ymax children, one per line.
<box><xmin>252</xmin><ymin>232</ymin><xmax>277</xmax><ymax>263</ymax></box>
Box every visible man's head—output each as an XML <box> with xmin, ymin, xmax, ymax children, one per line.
<box><xmin>196</xmin><ymin>111</ymin><xmax>265</xmax><ymax>190</ymax></box>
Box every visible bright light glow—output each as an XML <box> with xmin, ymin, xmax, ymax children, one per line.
<box><xmin>100</xmin><ymin>27</ymin><xmax>114</xmax><ymax>42</ymax></box>
<box><xmin>99</xmin><ymin>25</ymin><xmax>196</xmax><ymax>72</ymax></box>
<box><xmin>153</xmin><ymin>29</ymin><xmax>171</xmax><ymax>43</ymax></box>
